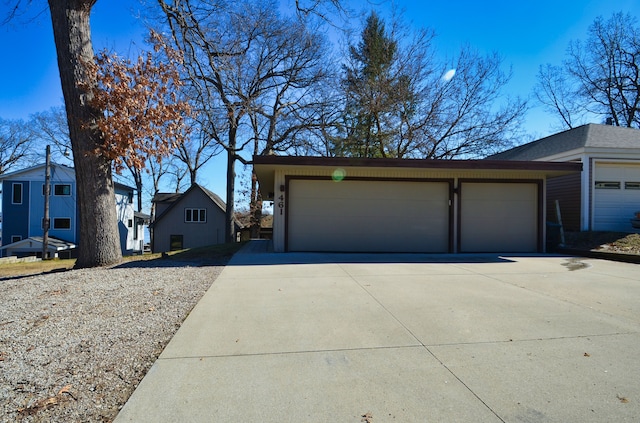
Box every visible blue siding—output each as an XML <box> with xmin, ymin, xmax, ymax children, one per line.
<box><xmin>1</xmin><ymin>180</ymin><xmax>30</xmax><ymax>245</ymax></box>
<box><xmin>51</xmin><ymin>182</ymin><xmax>77</xmax><ymax>242</ymax></box>
<box><xmin>28</xmin><ymin>181</ymin><xmax>77</xmax><ymax>243</ymax></box>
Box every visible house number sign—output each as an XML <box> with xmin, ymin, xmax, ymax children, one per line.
<box><xmin>278</xmin><ymin>194</ymin><xmax>285</xmax><ymax>215</ymax></box>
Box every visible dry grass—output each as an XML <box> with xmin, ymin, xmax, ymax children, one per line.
<box><xmin>0</xmin><ymin>259</ymin><xmax>75</xmax><ymax>279</ymax></box>
<box><xmin>0</xmin><ymin>242</ymin><xmax>247</xmax><ymax>279</ymax></box>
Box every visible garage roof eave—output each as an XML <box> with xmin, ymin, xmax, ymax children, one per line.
<box><xmin>252</xmin><ymin>155</ymin><xmax>581</xmax><ymax>172</ymax></box>
<box><xmin>252</xmin><ymin>156</ymin><xmax>582</xmax><ymax>199</ymax></box>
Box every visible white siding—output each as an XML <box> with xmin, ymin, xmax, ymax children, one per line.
<box><xmin>593</xmin><ymin>162</ymin><xmax>640</xmax><ymax>232</ymax></box>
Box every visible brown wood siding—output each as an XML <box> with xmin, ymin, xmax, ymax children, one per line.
<box><xmin>546</xmin><ymin>173</ymin><xmax>582</xmax><ymax>231</ymax></box>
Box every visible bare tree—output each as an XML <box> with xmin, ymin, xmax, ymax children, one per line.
<box><xmin>157</xmin><ymin>0</ymin><xmax>336</xmax><ymax>242</ymax></box>
<box><xmin>0</xmin><ymin>117</ymin><xmax>33</xmax><ymax>175</ymax></box>
<box><xmin>536</xmin><ymin>12</ymin><xmax>640</xmax><ymax>129</ymax></box>
<box><xmin>29</xmin><ymin>106</ymin><xmax>74</xmax><ymax>164</ymax></box>
<box><xmin>416</xmin><ymin>47</ymin><xmax>527</xmax><ymax>159</ymax></box>
<box><xmin>336</xmin><ymin>12</ymin><xmax>526</xmax><ymax>159</ymax></box>
<box><xmin>172</xmin><ymin>123</ymin><xmax>222</xmax><ymax>186</ymax></box>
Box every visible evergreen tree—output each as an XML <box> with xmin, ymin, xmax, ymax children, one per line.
<box><xmin>339</xmin><ymin>12</ymin><xmax>411</xmax><ymax>158</ymax></box>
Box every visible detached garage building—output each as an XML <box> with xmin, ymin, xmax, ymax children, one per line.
<box><xmin>489</xmin><ymin>124</ymin><xmax>640</xmax><ymax>233</ymax></box>
<box><xmin>253</xmin><ymin>156</ymin><xmax>580</xmax><ymax>254</ymax></box>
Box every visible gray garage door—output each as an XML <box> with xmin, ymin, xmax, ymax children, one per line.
<box><xmin>287</xmin><ymin>179</ymin><xmax>451</xmax><ymax>252</ymax></box>
<box><xmin>460</xmin><ymin>182</ymin><xmax>539</xmax><ymax>253</ymax></box>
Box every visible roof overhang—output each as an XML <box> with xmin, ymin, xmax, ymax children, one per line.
<box><xmin>0</xmin><ymin>236</ymin><xmax>76</xmax><ymax>253</ymax></box>
<box><xmin>252</xmin><ymin>156</ymin><xmax>583</xmax><ymax>200</ymax></box>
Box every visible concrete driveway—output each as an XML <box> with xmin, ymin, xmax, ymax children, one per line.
<box><xmin>115</xmin><ymin>241</ymin><xmax>640</xmax><ymax>422</ymax></box>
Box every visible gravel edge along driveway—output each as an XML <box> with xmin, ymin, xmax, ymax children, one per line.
<box><xmin>1</xmin><ymin>262</ymin><xmax>222</xmax><ymax>423</ymax></box>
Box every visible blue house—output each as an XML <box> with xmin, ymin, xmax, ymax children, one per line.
<box><xmin>0</xmin><ymin>163</ymin><xmax>147</xmax><ymax>258</ymax></box>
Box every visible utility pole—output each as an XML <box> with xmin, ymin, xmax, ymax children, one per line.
<box><xmin>42</xmin><ymin>145</ymin><xmax>51</xmax><ymax>260</ymax></box>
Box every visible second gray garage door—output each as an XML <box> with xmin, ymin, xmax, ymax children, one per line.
<box><xmin>287</xmin><ymin>178</ymin><xmax>451</xmax><ymax>252</ymax></box>
<box><xmin>459</xmin><ymin>181</ymin><xmax>541</xmax><ymax>253</ymax></box>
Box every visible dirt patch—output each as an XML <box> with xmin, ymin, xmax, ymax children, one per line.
<box><xmin>563</xmin><ymin>232</ymin><xmax>640</xmax><ymax>255</ymax></box>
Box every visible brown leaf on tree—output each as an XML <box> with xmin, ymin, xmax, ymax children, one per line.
<box><xmin>81</xmin><ymin>30</ymin><xmax>191</xmax><ymax>174</ymax></box>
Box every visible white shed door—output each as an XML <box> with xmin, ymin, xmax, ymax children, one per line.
<box><xmin>460</xmin><ymin>182</ymin><xmax>539</xmax><ymax>253</ymax></box>
<box><xmin>287</xmin><ymin>179</ymin><xmax>450</xmax><ymax>252</ymax></box>
<box><xmin>593</xmin><ymin>163</ymin><xmax>640</xmax><ymax>231</ymax></box>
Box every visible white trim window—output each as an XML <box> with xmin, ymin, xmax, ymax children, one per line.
<box><xmin>12</xmin><ymin>183</ymin><xmax>23</xmax><ymax>204</ymax></box>
<box><xmin>185</xmin><ymin>208</ymin><xmax>206</xmax><ymax>223</ymax></box>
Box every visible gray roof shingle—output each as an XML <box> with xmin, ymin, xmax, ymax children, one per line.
<box><xmin>488</xmin><ymin>124</ymin><xmax>640</xmax><ymax>160</ymax></box>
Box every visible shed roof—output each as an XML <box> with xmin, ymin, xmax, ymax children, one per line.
<box><xmin>151</xmin><ymin>183</ymin><xmax>226</xmax><ymax>227</ymax></box>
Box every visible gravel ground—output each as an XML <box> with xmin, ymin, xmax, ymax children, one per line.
<box><xmin>0</xmin><ymin>261</ymin><xmax>223</xmax><ymax>422</ymax></box>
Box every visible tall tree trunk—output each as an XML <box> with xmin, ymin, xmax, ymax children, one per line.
<box><xmin>250</xmin><ymin>169</ymin><xmax>262</xmax><ymax>239</ymax></box>
<box><xmin>48</xmin><ymin>0</ymin><xmax>122</xmax><ymax>268</ymax></box>
<box><xmin>225</xmin><ymin>148</ymin><xmax>235</xmax><ymax>243</ymax></box>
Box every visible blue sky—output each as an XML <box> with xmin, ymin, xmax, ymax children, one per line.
<box><xmin>1</xmin><ymin>0</ymin><xmax>639</xmax><ymax>200</ymax></box>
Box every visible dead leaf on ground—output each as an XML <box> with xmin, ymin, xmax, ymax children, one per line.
<box><xmin>361</xmin><ymin>412</ymin><xmax>373</xmax><ymax>422</ymax></box>
<box><xmin>25</xmin><ymin>315</ymin><xmax>50</xmax><ymax>333</ymax></box>
<box><xmin>584</xmin><ymin>352</ymin><xmax>590</xmax><ymax>357</ymax></box>
<box><xmin>617</xmin><ymin>394</ymin><xmax>629</xmax><ymax>403</ymax></box>
<box><xmin>0</xmin><ymin>351</ymin><xmax>5</xmax><ymax>361</ymax></box>
<box><xmin>17</xmin><ymin>385</ymin><xmax>76</xmax><ymax>416</ymax></box>
<box><xmin>58</xmin><ymin>384</ymin><xmax>77</xmax><ymax>400</ymax></box>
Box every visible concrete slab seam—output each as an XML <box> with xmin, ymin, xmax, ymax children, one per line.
<box><xmin>338</xmin><ymin>263</ymin><xmax>508</xmax><ymax>423</ymax></box>
<box><xmin>153</xmin><ymin>344</ymin><xmax>425</xmax><ymax>361</ymax></box>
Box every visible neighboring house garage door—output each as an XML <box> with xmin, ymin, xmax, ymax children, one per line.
<box><xmin>459</xmin><ymin>181</ymin><xmax>541</xmax><ymax>253</ymax></box>
<box><xmin>287</xmin><ymin>178</ymin><xmax>451</xmax><ymax>252</ymax></box>
<box><xmin>593</xmin><ymin>163</ymin><xmax>640</xmax><ymax>231</ymax></box>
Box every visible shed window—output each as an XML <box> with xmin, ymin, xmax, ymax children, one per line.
<box><xmin>594</xmin><ymin>181</ymin><xmax>620</xmax><ymax>189</ymax></box>
<box><xmin>54</xmin><ymin>184</ymin><xmax>71</xmax><ymax>196</ymax></box>
<box><xmin>12</xmin><ymin>183</ymin><xmax>22</xmax><ymax>204</ymax></box>
<box><xmin>185</xmin><ymin>208</ymin><xmax>206</xmax><ymax>223</ymax></box>
<box><xmin>11</xmin><ymin>235</ymin><xmax>22</xmax><ymax>243</ymax></box>
<box><xmin>53</xmin><ymin>218</ymin><xmax>71</xmax><ymax>229</ymax></box>
<box><xmin>625</xmin><ymin>182</ymin><xmax>640</xmax><ymax>190</ymax></box>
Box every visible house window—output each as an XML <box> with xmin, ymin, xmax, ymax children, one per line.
<box><xmin>128</xmin><ymin>219</ymin><xmax>133</xmax><ymax>228</ymax></box>
<box><xmin>11</xmin><ymin>235</ymin><xmax>22</xmax><ymax>243</ymax></box>
<box><xmin>54</xmin><ymin>184</ymin><xmax>71</xmax><ymax>196</ymax></box>
<box><xmin>625</xmin><ymin>182</ymin><xmax>640</xmax><ymax>190</ymax></box>
<box><xmin>12</xmin><ymin>183</ymin><xmax>22</xmax><ymax>204</ymax></box>
<box><xmin>170</xmin><ymin>235</ymin><xmax>183</xmax><ymax>251</ymax></box>
<box><xmin>53</xmin><ymin>218</ymin><xmax>71</xmax><ymax>229</ymax></box>
<box><xmin>127</xmin><ymin>192</ymin><xmax>134</xmax><ymax>204</ymax></box>
<box><xmin>185</xmin><ymin>208</ymin><xmax>206</xmax><ymax>223</ymax></box>
<box><xmin>594</xmin><ymin>181</ymin><xmax>620</xmax><ymax>189</ymax></box>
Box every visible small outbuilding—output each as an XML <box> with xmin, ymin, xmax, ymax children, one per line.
<box><xmin>253</xmin><ymin>156</ymin><xmax>581</xmax><ymax>254</ymax></box>
<box><xmin>150</xmin><ymin>183</ymin><xmax>228</xmax><ymax>253</ymax></box>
